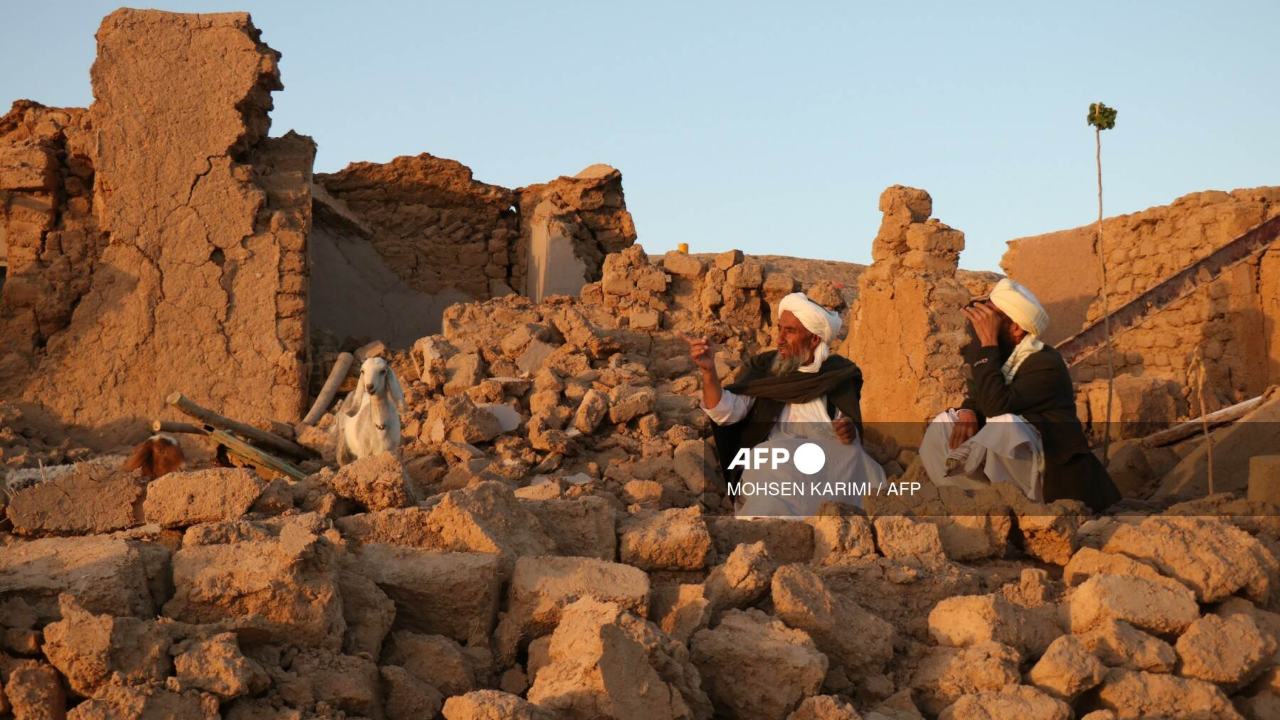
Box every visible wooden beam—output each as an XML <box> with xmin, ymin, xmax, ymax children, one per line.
<box><xmin>150</xmin><ymin>420</ymin><xmax>204</xmax><ymax>435</ymax></box>
<box><xmin>301</xmin><ymin>352</ymin><xmax>353</xmax><ymax>426</ymax></box>
<box><xmin>206</xmin><ymin>427</ymin><xmax>309</xmax><ymax>481</ymax></box>
<box><xmin>1060</xmin><ymin>215</ymin><xmax>1280</xmax><ymax>366</ymax></box>
<box><xmin>1142</xmin><ymin>391</ymin><xmax>1273</xmax><ymax>447</ymax></box>
<box><xmin>166</xmin><ymin>392</ymin><xmax>316</xmax><ymax>460</ymax></box>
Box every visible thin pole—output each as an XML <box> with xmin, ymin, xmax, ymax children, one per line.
<box><xmin>1095</xmin><ymin>127</ymin><xmax>1116</xmax><ymax>462</ymax></box>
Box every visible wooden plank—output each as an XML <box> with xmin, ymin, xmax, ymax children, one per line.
<box><xmin>1061</xmin><ymin>215</ymin><xmax>1280</xmax><ymax>366</ymax></box>
<box><xmin>302</xmin><ymin>352</ymin><xmax>353</xmax><ymax>425</ymax></box>
<box><xmin>166</xmin><ymin>392</ymin><xmax>316</xmax><ymax>460</ymax></box>
<box><xmin>1143</xmin><ymin>391</ymin><xmax>1272</xmax><ymax>447</ymax></box>
<box><xmin>207</xmin><ymin>427</ymin><xmax>309</xmax><ymax>481</ymax></box>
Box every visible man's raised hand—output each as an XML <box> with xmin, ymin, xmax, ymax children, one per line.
<box><xmin>683</xmin><ymin>334</ymin><xmax>716</xmax><ymax>373</ymax></box>
<box><xmin>962</xmin><ymin>301</ymin><xmax>1002</xmax><ymax>347</ymax></box>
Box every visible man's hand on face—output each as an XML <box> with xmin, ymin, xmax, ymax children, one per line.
<box><xmin>833</xmin><ymin>417</ymin><xmax>857</xmax><ymax>445</ymax></box>
<box><xmin>684</xmin><ymin>335</ymin><xmax>716</xmax><ymax>373</ymax></box>
<box><xmin>962</xmin><ymin>302</ymin><xmax>1003</xmax><ymax>347</ymax></box>
<box><xmin>949</xmin><ymin>408</ymin><xmax>979</xmax><ymax>449</ymax></box>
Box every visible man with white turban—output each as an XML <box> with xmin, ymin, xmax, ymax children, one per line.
<box><xmin>687</xmin><ymin>292</ymin><xmax>885</xmax><ymax>516</ymax></box>
<box><xmin>920</xmin><ymin>279</ymin><xmax>1120</xmax><ymax>511</ymax></box>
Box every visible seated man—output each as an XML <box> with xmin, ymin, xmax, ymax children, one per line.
<box><xmin>687</xmin><ymin>292</ymin><xmax>884</xmax><ymax>516</ymax></box>
<box><xmin>920</xmin><ymin>279</ymin><xmax>1120</xmax><ymax>511</ymax></box>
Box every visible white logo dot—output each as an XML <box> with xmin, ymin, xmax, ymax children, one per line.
<box><xmin>793</xmin><ymin>442</ymin><xmax>826</xmax><ymax>475</ymax></box>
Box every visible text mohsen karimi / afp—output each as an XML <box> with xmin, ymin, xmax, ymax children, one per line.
<box><xmin>725</xmin><ymin>480</ymin><xmax>923</xmax><ymax>498</ymax></box>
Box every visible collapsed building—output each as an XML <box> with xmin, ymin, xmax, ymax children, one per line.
<box><xmin>4</xmin><ymin>8</ymin><xmax>1280</xmax><ymax>720</ymax></box>
<box><xmin>0</xmin><ymin>9</ymin><xmax>634</xmax><ymax>450</ymax></box>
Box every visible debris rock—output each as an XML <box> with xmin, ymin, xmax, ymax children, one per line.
<box><xmin>1076</xmin><ymin>619</ymin><xmax>1177</xmax><ymax>673</ymax></box>
<box><xmin>384</xmin><ymin>630</ymin><xmax>476</xmax><ymax>696</ymax></box>
<box><xmin>1063</xmin><ymin>573</ymin><xmax>1199</xmax><ymax>635</ymax></box>
<box><xmin>351</xmin><ymin>544</ymin><xmax>503</xmax><ymax>646</ymax></box>
<box><xmin>142</xmin><ymin>468</ymin><xmax>265</xmax><ymax>527</ymax></box>
<box><xmin>909</xmin><ymin>642</ymin><xmax>1021</xmax><ymax>716</ymax></box>
<box><xmin>495</xmin><ymin>555</ymin><xmax>649</xmax><ymax>662</ymax></box>
<box><xmin>1175</xmin><ymin>613</ymin><xmax>1276</xmax><ymax>688</ymax></box>
<box><xmin>691</xmin><ymin>609</ymin><xmax>828</xmax><ymax>720</ymax></box>
<box><xmin>42</xmin><ymin>596</ymin><xmax>171</xmax><ymax>697</ymax></box>
<box><xmin>6</xmin><ymin>460</ymin><xmax>144</xmax><ymax>535</ymax></box>
<box><xmin>1102</xmin><ymin>515</ymin><xmax>1279</xmax><ymax>603</ymax></box>
<box><xmin>928</xmin><ymin>593</ymin><xmax>1062</xmax><ymax>658</ymax></box>
<box><xmin>1027</xmin><ymin>634</ymin><xmax>1107</xmax><ymax>701</ymax></box>
<box><xmin>381</xmin><ymin>665</ymin><xmax>444</xmax><ymax>720</ymax></box>
<box><xmin>527</xmin><ymin>598</ymin><xmax>712</xmax><ymax>720</ymax></box>
<box><xmin>173</xmin><ymin>632</ymin><xmax>269</xmax><ymax>700</ymax></box>
<box><xmin>937</xmin><ymin>685</ymin><xmax>1070</xmax><ymax>720</ymax></box>
<box><xmin>0</xmin><ymin>536</ymin><xmax>157</xmax><ymax>619</ymax></box>
<box><xmin>619</xmin><ymin>507</ymin><xmax>714</xmax><ymax>571</ymax></box>
<box><xmin>442</xmin><ymin>690</ymin><xmax>552</xmax><ymax>720</ymax></box>
<box><xmin>163</xmin><ymin>527</ymin><xmax>346</xmax><ymax>649</ymax></box>
<box><xmin>772</xmin><ymin>564</ymin><xmax>895</xmax><ymax>677</ymax></box>
<box><xmin>323</xmin><ymin>452</ymin><xmax>413</xmax><ymax>511</ymax></box>
<box><xmin>1094</xmin><ymin>668</ymin><xmax>1243</xmax><ymax>720</ymax></box>
<box><xmin>786</xmin><ymin>694</ymin><xmax>862</xmax><ymax>720</ymax></box>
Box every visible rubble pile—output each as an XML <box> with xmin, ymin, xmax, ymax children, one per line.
<box><xmin>5</xmin><ymin>237</ymin><xmax>1280</xmax><ymax>720</ymax></box>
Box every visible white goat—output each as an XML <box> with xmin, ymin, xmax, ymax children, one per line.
<box><xmin>334</xmin><ymin>357</ymin><xmax>405</xmax><ymax>466</ymax></box>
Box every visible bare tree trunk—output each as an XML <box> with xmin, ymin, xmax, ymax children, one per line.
<box><xmin>1095</xmin><ymin>127</ymin><xmax>1117</xmax><ymax>462</ymax></box>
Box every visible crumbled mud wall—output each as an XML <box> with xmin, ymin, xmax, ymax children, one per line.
<box><xmin>843</xmin><ymin>186</ymin><xmax>971</xmax><ymax>448</ymax></box>
<box><xmin>0</xmin><ymin>102</ymin><xmax>105</xmax><ymax>389</ymax></box>
<box><xmin>312</xmin><ymin>158</ymin><xmax>636</xmax><ymax>344</ymax></box>
<box><xmin>518</xmin><ymin>164</ymin><xmax>637</xmax><ymax>301</ymax></box>
<box><xmin>1</xmin><ymin>10</ymin><xmax>314</xmax><ymax>447</ymax></box>
<box><xmin>317</xmin><ymin>154</ymin><xmax>520</xmax><ymax>301</ymax></box>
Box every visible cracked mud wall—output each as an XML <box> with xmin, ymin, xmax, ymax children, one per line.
<box><xmin>3</xmin><ymin>10</ymin><xmax>313</xmax><ymax>447</ymax></box>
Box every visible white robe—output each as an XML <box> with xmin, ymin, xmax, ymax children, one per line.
<box><xmin>920</xmin><ymin>409</ymin><xmax>1045</xmax><ymax>502</ymax></box>
<box><xmin>704</xmin><ymin>384</ymin><xmax>885</xmax><ymax>517</ymax></box>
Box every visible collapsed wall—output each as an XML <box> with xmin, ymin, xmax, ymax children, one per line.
<box><xmin>843</xmin><ymin>186</ymin><xmax>972</xmax><ymax>449</ymax></box>
<box><xmin>1004</xmin><ymin>188</ymin><xmax>1280</xmax><ymax>414</ymax></box>
<box><xmin>0</xmin><ymin>10</ymin><xmax>314</xmax><ymax>447</ymax></box>
<box><xmin>313</xmin><ymin>158</ymin><xmax>636</xmax><ymax>346</ymax></box>
<box><xmin>519</xmin><ymin>164</ymin><xmax>637</xmax><ymax>303</ymax></box>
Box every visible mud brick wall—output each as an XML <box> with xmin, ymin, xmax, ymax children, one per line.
<box><xmin>317</xmin><ymin>154</ymin><xmax>520</xmax><ymax>300</ymax></box>
<box><xmin>1007</xmin><ymin>188</ymin><xmax>1280</xmax><ymax>412</ymax></box>
<box><xmin>517</xmin><ymin>164</ymin><xmax>637</xmax><ymax>301</ymax></box>
<box><xmin>2</xmin><ymin>10</ymin><xmax>314</xmax><ymax>447</ymax></box>
<box><xmin>1073</xmin><ymin>250</ymin><xmax>1280</xmax><ymax>410</ymax></box>
<box><xmin>0</xmin><ymin>102</ymin><xmax>105</xmax><ymax>388</ymax></box>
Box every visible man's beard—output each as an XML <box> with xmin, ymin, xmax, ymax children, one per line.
<box><xmin>771</xmin><ymin>352</ymin><xmax>803</xmax><ymax>376</ymax></box>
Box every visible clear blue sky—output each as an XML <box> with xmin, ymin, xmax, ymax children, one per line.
<box><xmin>3</xmin><ymin>2</ymin><xmax>1276</xmax><ymax>270</ymax></box>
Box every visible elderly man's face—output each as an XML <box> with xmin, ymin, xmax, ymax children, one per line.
<box><xmin>776</xmin><ymin>311</ymin><xmax>820</xmax><ymax>363</ymax></box>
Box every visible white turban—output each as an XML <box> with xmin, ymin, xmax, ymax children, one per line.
<box><xmin>988</xmin><ymin>279</ymin><xmax>1049</xmax><ymax>337</ymax></box>
<box><xmin>778</xmin><ymin>292</ymin><xmax>842</xmax><ymax>343</ymax></box>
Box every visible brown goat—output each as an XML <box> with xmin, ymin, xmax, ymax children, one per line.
<box><xmin>122</xmin><ymin>433</ymin><xmax>185</xmax><ymax>480</ymax></box>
